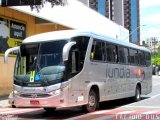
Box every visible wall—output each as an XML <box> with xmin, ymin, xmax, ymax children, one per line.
<box><xmin>0</xmin><ymin>57</ymin><xmax>15</xmax><ymax>96</ymax></box>
<box><xmin>112</xmin><ymin>0</ymin><xmax>124</xmax><ymax>26</ymax></box>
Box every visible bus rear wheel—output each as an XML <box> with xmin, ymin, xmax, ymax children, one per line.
<box><xmin>133</xmin><ymin>85</ymin><xmax>141</xmax><ymax>102</ymax></box>
<box><xmin>82</xmin><ymin>89</ymin><xmax>98</xmax><ymax>112</ymax></box>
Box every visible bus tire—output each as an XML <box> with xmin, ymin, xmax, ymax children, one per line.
<box><xmin>12</xmin><ymin>105</ymin><xmax>16</xmax><ymax>108</ymax></box>
<box><xmin>133</xmin><ymin>85</ymin><xmax>141</xmax><ymax>102</ymax></box>
<box><xmin>82</xmin><ymin>89</ymin><xmax>98</xmax><ymax>112</ymax></box>
<box><xmin>158</xmin><ymin>70</ymin><xmax>160</xmax><ymax>76</ymax></box>
<box><xmin>44</xmin><ymin>107</ymin><xmax>56</xmax><ymax>112</ymax></box>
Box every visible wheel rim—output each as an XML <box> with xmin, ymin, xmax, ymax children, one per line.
<box><xmin>89</xmin><ymin>95</ymin><xmax>96</xmax><ymax>107</ymax></box>
<box><xmin>82</xmin><ymin>90</ymin><xmax>98</xmax><ymax>112</ymax></box>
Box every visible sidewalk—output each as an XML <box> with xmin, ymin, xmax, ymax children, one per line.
<box><xmin>0</xmin><ymin>95</ymin><xmax>10</xmax><ymax>108</ymax></box>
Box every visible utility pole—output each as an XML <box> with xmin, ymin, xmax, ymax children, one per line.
<box><xmin>124</xmin><ymin>24</ymin><xmax>147</xmax><ymax>43</ymax></box>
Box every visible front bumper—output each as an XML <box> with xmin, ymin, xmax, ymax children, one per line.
<box><xmin>8</xmin><ymin>92</ymin><xmax>67</xmax><ymax>108</ymax></box>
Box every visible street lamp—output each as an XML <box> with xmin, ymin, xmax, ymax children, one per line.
<box><xmin>124</xmin><ymin>24</ymin><xmax>147</xmax><ymax>42</ymax></box>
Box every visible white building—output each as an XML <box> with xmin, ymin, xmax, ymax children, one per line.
<box><xmin>78</xmin><ymin>0</ymin><xmax>140</xmax><ymax>44</ymax></box>
<box><xmin>142</xmin><ymin>37</ymin><xmax>160</xmax><ymax>52</ymax></box>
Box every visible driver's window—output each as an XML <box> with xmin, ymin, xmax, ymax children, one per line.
<box><xmin>66</xmin><ymin>36</ymin><xmax>89</xmax><ymax>78</ymax></box>
<box><xmin>67</xmin><ymin>45</ymin><xmax>79</xmax><ymax>76</ymax></box>
<box><xmin>71</xmin><ymin>48</ymin><xmax>79</xmax><ymax>74</ymax></box>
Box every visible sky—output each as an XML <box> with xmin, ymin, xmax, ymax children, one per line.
<box><xmin>140</xmin><ymin>0</ymin><xmax>160</xmax><ymax>40</ymax></box>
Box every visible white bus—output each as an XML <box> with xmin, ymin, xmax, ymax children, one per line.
<box><xmin>4</xmin><ymin>30</ymin><xmax>152</xmax><ymax>112</ymax></box>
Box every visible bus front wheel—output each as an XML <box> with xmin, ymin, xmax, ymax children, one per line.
<box><xmin>44</xmin><ymin>107</ymin><xmax>56</xmax><ymax>112</ymax></box>
<box><xmin>82</xmin><ymin>89</ymin><xmax>98</xmax><ymax>112</ymax></box>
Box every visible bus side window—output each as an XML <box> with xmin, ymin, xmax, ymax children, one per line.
<box><xmin>90</xmin><ymin>40</ymin><xmax>96</xmax><ymax>60</ymax></box>
<box><xmin>145</xmin><ymin>52</ymin><xmax>151</xmax><ymax>66</ymax></box>
<box><xmin>90</xmin><ymin>39</ymin><xmax>105</xmax><ymax>61</ymax></box>
<box><xmin>135</xmin><ymin>50</ymin><xmax>139</xmax><ymax>65</ymax></box>
<box><xmin>138</xmin><ymin>50</ymin><xmax>146</xmax><ymax>66</ymax></box>
<box><xmin>129</xmin><ymin>48</ymin><xmax>138</xmax><ymax>65</ymax></box>
<box><xmin>118</xmin><ymin>46</ymin><xmax>126</xmax><ymax>64</ymax></box>
<box><xmin>106</xmin><ymin>43</ymin><xmax>118</xmax><ymax>63</ymax></box>
<box><xmin>124</xmin><ymin>47</ymin><xmax>129</xmax><ymax>64</ymax></box>
<box><xmin>94</xmin><ymin>41</ymin><xmax>102</xmax><ymax>61</ymax></box>
<box><xmin>106</xmin><ymin>43</ymin><xmax>111</xmax><ymax>62</ymax></box>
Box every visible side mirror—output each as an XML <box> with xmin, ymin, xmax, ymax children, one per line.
<box><xmin>63</xmin><ymin>42</ymin><xmax>76</xmax><ymax>62</ymax></box>
<box><xmin>4</xmin><ymin>47</ymin><xmax>19</xmax><ymax>63</ymax></box>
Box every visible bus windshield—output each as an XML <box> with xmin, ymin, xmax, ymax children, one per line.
<box><xmin>14</xmin><ymin>40</ymin><xmax>67</xmax><ymax>87</ymax></box>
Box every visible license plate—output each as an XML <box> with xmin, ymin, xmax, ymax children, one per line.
<box><xmin>30</xmin><ymin>100</ymin><xmax>39</xmax><ymax>105</ymax></box>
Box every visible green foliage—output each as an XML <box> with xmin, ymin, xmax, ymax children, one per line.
<box><xmin>157</xmin><ymin>46</ymin><xmax>160</xmax><ymax>57</ymax></box>
<box><xmin>152</xmin><ymin>58</ymin><xmax>160</xmax><ymax>66</ymax></box>
<box><xmin>30</xmin><ymin>0</ymin><xmax>67</xmax><ymax>12</ymax></box>
<box><xmin>151</xmin><ymin>45</ymin><xmax>160</xmax><ymax>66</ymax></box>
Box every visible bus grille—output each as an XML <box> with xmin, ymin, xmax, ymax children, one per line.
<box><xmin>20</xmin><ymin>93</ymin><xmax>51</xmax><ymax>98</ymax></box>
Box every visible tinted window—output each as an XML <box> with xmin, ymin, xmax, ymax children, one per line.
<box><xmin>106</xmin><ymin>43</ymin><xmax>118</xmax><ymax>63</ymax></box>
<box><xmin>67</xmin><ymin>36</ymin><xmax>90</xmax><ymax>77</ymax></box>
<box><xmin>118</xmin><ymin>46</ymin><xmax>126</xmax><ymax>63</ymax></box>
<box><xmin>138</xmin><ymin>51</ymin><xmax>146</xmax><ymax>66</ymax></box>
<box><xmin>124</xmin><ymin>47</ymin><xmax>129</xmax><ymax>64</ymax></box>
<box><xmin>129</xmin><ymin>49</ymin><xmax>138</xmax><ymax>65</ymax></box>
<box><xmin>91</xmin><ymin>39</ymin><xmax>105</xmax><ymax>61</ymax></box>
<box><xmin>145</xmin><ymin>52</ymin><xmax>151</xmax><ymax>66</ymax></box>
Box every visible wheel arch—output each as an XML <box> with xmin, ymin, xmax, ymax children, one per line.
<box><xmin>82</xmin><ymin>84</ymin><xmax>100</xmax><ymax>112</ymax></box>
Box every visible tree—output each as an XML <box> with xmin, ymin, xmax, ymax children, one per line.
<box><xmin>151</xmin><ymin>45</ymin><xmax>160</xmax><ymax>66</ymax></box>
<box><xmin>30</xmin><ymin>0</ymin><xmax>67</xmax><ymax>12</ymax></box>
<box><xmin>1</xmin><ymin>0</ymin><xmax>67</xmax><ymax>9</ymax></box>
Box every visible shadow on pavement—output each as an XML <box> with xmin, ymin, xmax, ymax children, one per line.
<box><xmin>17</xmin><ymin>97</ymin><xmax>150</xmax><ymax>119</ymax></box>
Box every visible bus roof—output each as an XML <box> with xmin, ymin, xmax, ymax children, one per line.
<box><xmin>23</xmin><ymin>30</ymin><xmax>150</xmax><ymax>52</ymax></box>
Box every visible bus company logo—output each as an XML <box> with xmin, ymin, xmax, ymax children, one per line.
<box><xmin>132</xmin><ymin>67</ymin><xmax>145</xmax><ymax>80</ymax></box>
<box><xmin>138</xmin><ymin>67</ymin><xmax>145</xmax><ymax>80</ymax></box>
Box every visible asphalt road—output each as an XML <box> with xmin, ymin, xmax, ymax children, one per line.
<box><xmin>0</xmin><ymin>75</ymin><xmax>160</xmax><ymax>120</ymax></box>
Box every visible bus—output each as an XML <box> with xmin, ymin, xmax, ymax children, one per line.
<box><xmin>4</xmin><ymin>30</ymin><xmax>152</xmax><ymax>112</ymax></box>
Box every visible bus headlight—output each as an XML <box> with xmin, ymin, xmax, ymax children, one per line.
<box><xmin>55</xmin><ymin>89</ymin><xmax>61</xmax><ymax>95</ymax></box>
<box><xmin>49</xmin><ymin>84</ymin><xmax>69</xmax><ymax>95</ymax></box>
<box><xmin>50</xmin><ymin>89</ymin><xmax>61</xmax><ymax>95</ymax></box>
<box><xmin>13</xmin><ymin>90</ymin><xmax>20</xmax><ymax>95</ymax></box>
